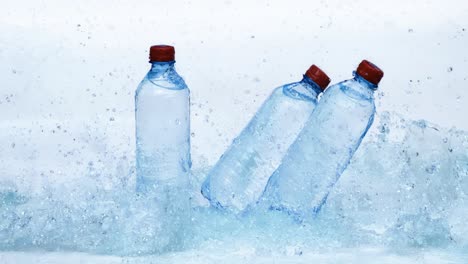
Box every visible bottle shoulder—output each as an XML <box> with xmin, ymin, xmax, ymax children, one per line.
<box><xmin>325</xmin><ymin>79</ymin><xmax>374</xmax><ymax>103</ymax></box>
<box><xmin>249</xmin><ymin>84</ymin><xmax>317</xmax><ymax>124</ymax></box>
<box><xmin>136</xmin><ymin>77</ymin><xmax>189</xmax><ymax>100</ymax></box>
<box><xmin>317</xmin><ymin>82</ymin><xmax>375</xmax><ymax>119</ymax></box>
<box><xmin>278</xmin><ymin>81</ymin><xmax>319</xmax><ymax>103</ymax></box>
<box><xmin>138</xmin><ymin>69</ymin><xmax>188</xmax><ymax>92</ymax></box>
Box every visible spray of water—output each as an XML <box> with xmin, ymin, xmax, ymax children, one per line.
<box><xmin>0</xmin><ymin>111</ymin><xmax>467</xmax><ymax>256</ymax></box>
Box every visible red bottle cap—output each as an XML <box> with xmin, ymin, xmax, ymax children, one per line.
<box><xmin>356</xmin><ymin>60</ymin><xmax>384</xmax><ymax>85</ymax></box>
<box><xmin>149</xmin><ymin>45</ymin><xmax>175</xmax><ymax>62</ymax></box>
<box><xmin>305</xmin><ymin>65</ymin><xmax>331</xmax><ymax>90</ymax></box>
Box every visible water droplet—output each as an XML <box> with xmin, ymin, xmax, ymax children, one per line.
<box><xmin>175</xmin><ymin>119</ymin><xmax>181</xmax><ymax>125</ymax></box>
<box><xmin>425</xmin><ymin>165</ymin><xmax>437</xmax><ymax>174</ymax></box>
<box><xmin>447</xmin><ymin>67</ymin><xmax>453</xmax><ymax>72</ymax></box>
<box><xmin>190</xmin><ymin>132</ymin><xmax>195</xmax><ymax>138</ymax></box>
<box><xmin>377</xmin><ymin>91</ymin><xmax>385</xmax><ymax>99</ymax></box>
<box><xmin>109</xmin><ymin>117</ymin><xmax>115</xmax><ymax>121</ymax></box>
<box><xmin>408</xmin><ymin>28</ymin><xmax>413</xmax><ymax>33</ymax></box>
<box><xmin>415</xmin><ymin>120</ymin><xmax>427</xmax><ymax>128</ymax></box>
<box><xmin>250</xmin><ymin>35</ymin><xmax>255</xmax><ymax>39</ymax></box>
<box><xmin>11</xmin><ymin>143</ymin><xmax>15</xmax><ymax>148</ymax></box>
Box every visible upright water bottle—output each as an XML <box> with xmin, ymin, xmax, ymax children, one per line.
<box><xmin>135</xmin><ymin>45</ymin><xmax>191</xmax><ymax>195</ymax></box>
<box><xmin>261</xmin><ymin>60</ymin><xmax>384</xmax><ymax>219</ymax></box>
<box><xmin>134</xmin><ymin>45</ymin><xmax>191</xmax><ymax>252</ymax></box>
<box><xmin>201</xmin><ymin>65</ymin><xmax>331</xmax><ymax>212</ymax></box>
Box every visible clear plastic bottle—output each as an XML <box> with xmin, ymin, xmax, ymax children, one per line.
<box><xmin>135</xmin><ymin>45</ymin><xmax>191</xmax><ymax>194</ymax></box>
<box><xmin>134</xmin><ymin>45</ymin><xmax>191</xmax><ymax>252</ymax></box>
<box><xmin>261</xmin><ymin>60</ymin><xmax>384</xmax><ymax>219</ymax></box>
<box><xmin>201</xmin><ymin>65</ymin><xmax>330</xmax><ymax>213</ymax></box>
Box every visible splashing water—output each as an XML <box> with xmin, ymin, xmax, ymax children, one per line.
<box><xmin>0</xmin><ymin>111</ymin><xmax>467</xmax><ymax>261</ymax></box>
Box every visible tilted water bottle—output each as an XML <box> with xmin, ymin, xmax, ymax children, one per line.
<box><xmin>201</xmin><ymin>65</ymin><xmax>331</xmax><ymax>212</ymax></box>
<box><xmin>134</xmin><ymin>45</ymin><xmax>191</xmax><ymax>251</ymax></box>
<box><xmin>261</xmin><ymin>60</ymin><xmax>384</xmax><ymax>219</ymax></box>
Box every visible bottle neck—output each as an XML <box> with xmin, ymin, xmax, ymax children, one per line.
<box><xmin>301</xmin><ymin>75</ymin><xmax>323</xmax><ymax>98</ymax></box>
<box><xmin>354</xmin><ymin>72</ymin><xmax>378</xmax><ymax>91</ymax></box>
<box><xmin>148</xmin><ymin>61</ymin><xmax>176</xmax><ymax>78</ymax></box>
<box><xmin>146</xmin><ymin>61</ymin><xmax>187</xmax><ymax>90</ymax></box>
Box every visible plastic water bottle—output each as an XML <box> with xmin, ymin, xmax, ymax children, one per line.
<box><xmin>134</xmin><ymin>45</ymin><xmax>191</xmax><ymax>252</ymax></box>
<box><xmin>261</xmin><ymin>60</ymin><xmax>384</xmax><ymax>219</ymax></box>
<box><xmin>135</xmin><ymin>45</ymin><xmax>191</xmax><ymax>194</ymax></box>
<box><xmin>201</xmin><ymin>65</ymin><xmax>331</xmax><ymax>212</ymax></box>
